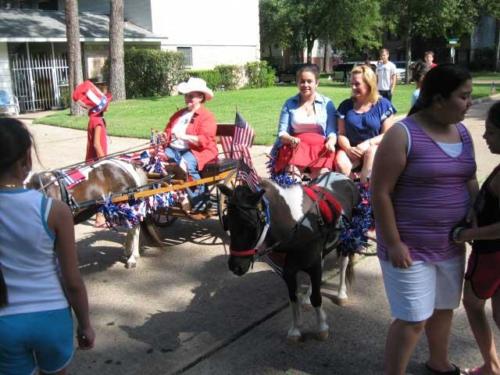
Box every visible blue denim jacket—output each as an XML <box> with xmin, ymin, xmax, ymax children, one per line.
<box><xmin>276</xmin><ymin>93</ymin><xmax>337</xmax><ymax>143</ymax></box>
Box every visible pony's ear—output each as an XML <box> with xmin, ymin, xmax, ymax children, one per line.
<box><xmin>218</xmin><ymin>184</ymin><xmax>233</xmax><ymax>197</ymax></box>
<box><xmin>250</xmin><ymin>189</ymin><xmax>266</xmax><ymax>205</ymax></box>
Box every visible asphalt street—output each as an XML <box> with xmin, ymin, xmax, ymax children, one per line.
<box><xmin>18</xmin><ymin>95</ymin><xmax>500</xmax><ymax>375</ymax></box>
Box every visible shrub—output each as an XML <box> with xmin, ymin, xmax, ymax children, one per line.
<box><xmin>214</xmin><ymin>64</ymin><xmax>242</xmax><ymax>90</ymax></box>
<box><xmin>188</xmin><ymin>69</ymin><xmax>223</xmax><ymax>90</ymax></box>
<box><xmin>245</xmin><ymin>61</ymin><xmax>276</xmax><ymax>88</ymax></box>
<box><xmin>124</xmin><ymin>48</ymin><xmax>188</xmax><ymax>98</ymax></box>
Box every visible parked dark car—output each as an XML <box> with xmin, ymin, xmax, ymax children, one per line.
<box><xmin>278</xmin><ymin>63</ymin><xmax>317</xmax><ymax>83</ymax></box>
<box><xmin>333</xmin><ymin>62</ymin><xmax>376</xmax><ymax>84</ymax></box>
<box><xmin>394</xmin><ymin>61</ymin><xmax>413</xmax><ymax>82</ymax></box>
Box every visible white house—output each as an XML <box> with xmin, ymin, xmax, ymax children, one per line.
<box><xmin>0</xmin><ymin>0</ymin><xmax>260</xmax><ymax>112</ymax></box>
<box><xmin>78</xmin><ymin>0</ymin><xmax>261</xmax><ymax>70</ymax></box>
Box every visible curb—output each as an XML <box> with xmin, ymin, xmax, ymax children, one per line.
<box><xmin>471</xmin><ymin>92</ymin><xmax>500</xmax><ymax>105</ymax></box>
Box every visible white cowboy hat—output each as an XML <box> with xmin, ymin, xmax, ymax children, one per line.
<box><xmin>177</xmin><ymin>77</ymin><xmax>214</xmax><ymax>101</ymax></box>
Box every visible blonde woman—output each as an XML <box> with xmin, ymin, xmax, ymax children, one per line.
<box><xmin>335</xmin><ymin>65</ymin><xmax>396</xmax><ymax>183</ymax></box>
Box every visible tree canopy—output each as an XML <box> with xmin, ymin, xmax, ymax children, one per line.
<box><xmin>260</xmin><ymin>0</ymin><xmax>382</xmax><ymax>62</ymax></box>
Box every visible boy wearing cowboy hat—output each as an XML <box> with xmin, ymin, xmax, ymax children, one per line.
<box><xmin>163</xmin><ymin>77</ymin><xmax>217</xmax><ymax>214</ymax></box>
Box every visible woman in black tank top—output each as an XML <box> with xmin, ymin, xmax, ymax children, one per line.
<box><xmin>453</xmin><ymin>101</ymin><xmax>500</xmax><ymax>375</ymax></box>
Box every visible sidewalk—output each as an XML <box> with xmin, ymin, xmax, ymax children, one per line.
<box><xmin>19</xmin><ymin>98</ymin><xmax>500</xmax><ymax>375</ymax></box>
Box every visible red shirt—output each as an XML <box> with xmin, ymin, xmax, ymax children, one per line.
<box><xmin>163</xmin><ymin>106</ymin><xmax>218</xmax><ymax>170</ymax></box>
<box><xmin>85</xmin><ymin>113</ymin><xmax>108</xmax><ymax>162</ymax></box>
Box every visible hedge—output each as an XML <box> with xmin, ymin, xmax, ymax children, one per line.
<box><xmin>244</xmin><ymin>61</ymin><xmax>276</xmax><ymax>88</ymax></box>
<box><xmin>124</xmin><ymin>48</ymin><xmax>187</xmax><ymax>98</ymax></box>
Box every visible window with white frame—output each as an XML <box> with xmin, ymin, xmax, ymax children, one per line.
<box><xmin>177</xmin><ymin>47</ymin><xmax>192</xmax><ymax>67</ymax></box>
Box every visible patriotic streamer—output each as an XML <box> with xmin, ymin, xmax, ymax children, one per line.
<box><xmin>338</xmin><ymin>183</ymin><xmax>374</xmax><ymax>256</ymax></box>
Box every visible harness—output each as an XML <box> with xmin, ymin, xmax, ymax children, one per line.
<box><xmin>37</xmin><ymin>170</ymin><xmax>80</xmax><ymax>212</ymax></box>
<box><xmin>303</xmin><ymin>185</ymin><xmax>342</xmax><ymax>226</ymax></box>
<box><xmin>228</xmin><ymin>184</ymin><xmax>344</xmax><ymax>259</ymax></box>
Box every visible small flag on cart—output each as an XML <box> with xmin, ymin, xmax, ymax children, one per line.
<box><xmin>233</xmin><ymin>112</ymin><xmax>260</xmax><ymax>190</ymax></box>
<box><xmin>238</xmin><ymin>151</ymin><xmax>260</xmax><ymax>191</ymax></box>
<box><xmin>220</xmin><ymin>112</ymin><xmax>260</xmax><ymax>190</ymax></box>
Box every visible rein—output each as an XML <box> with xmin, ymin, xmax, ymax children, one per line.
<box><xmin>228</xmin><ymin>197</ymin><xmax>270</xmax><ymax>257</ymax></box>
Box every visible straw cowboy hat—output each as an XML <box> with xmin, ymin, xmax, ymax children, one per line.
<box><xmin>177</xmin><ymin>77</ymin><xmax>214</xmax><ymax>101</ymax></box>
<box><xmin>72</xmin><ymin>80</ymin><xmax>112</xmax><ymax>114</ymax></box>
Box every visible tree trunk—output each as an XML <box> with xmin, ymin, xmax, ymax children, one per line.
<box><xmin>306</xmin><ymin>37</ymin><xmax>314</xmax><ymax>64</ymax></box>
<box><xmin>495</xmin><ymin>19</ymin><xmax>500</xmax><ymax>72</ymax></box>
<box><xmin>405</xmin><ymin>31</ymin><xmax>412</xmax><ymax>84</ymax></box>
<box><xmin>65</xmin><ymin>0</ymin><xmax>84</xmax><ymax>116</ymax></box>
<box><xmin>109</xmin><ymin>0</ymin><xmax>126</xmax><ymax>100</ymax></box>
<box><xmin>322</xmin><ymin>40</ymin><xmax>328</xmax><ymax>72</ymax></box>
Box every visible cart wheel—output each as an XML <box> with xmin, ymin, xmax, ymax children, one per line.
<box><xmin>150</xmin><ymin>208</ymin><xmax>177</xmax><ymax>227</ymax></box>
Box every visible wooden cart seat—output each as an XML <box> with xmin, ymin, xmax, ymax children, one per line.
<box><xmin>201</xmin><ymin>158</ymin><xmax>239</xmax><ymax>178</ymax></box>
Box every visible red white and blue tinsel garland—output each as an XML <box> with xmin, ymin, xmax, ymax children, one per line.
<box><xmin>266</xmin><ymin>145</ymin><xmax>301</xmax><ymax>186</ymax></box>
<box><xmin>337</xmin><ymin>183</ymin><xmax>374</xmax><ymax>256</ymax></box>
<box><xmin>99</xmin><ymin>189</ymin><xmax>182</xmax><ymax>228</ymax></box>
<box><xmin>100</xmin><ymin>132</ymin><xmax>184</xmax><ymax>228</ymax></box>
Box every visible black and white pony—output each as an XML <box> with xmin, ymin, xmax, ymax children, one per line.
<box><xmin>27</xmin><ymin>158</ymin><xmax>160</xmax><ymax>268</ymax></box>
<box><xmin>218</xmin><ymin>172</ymin><xmax>361</xmax><ymax>341</ymax></box>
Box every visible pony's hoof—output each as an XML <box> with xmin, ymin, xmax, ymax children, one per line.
<box><xmin>316</xmin><ymin>330</ymin><xmax>329</xmax><ymax>341</ymax></box>
<box><xmin>286</xmin><ymin>334</ymin><xmax>302</xmax><ymax>344</ymax></box>
<box><xmin>336</xmin><ymin>297</ymin><xmax>348</xmax><ymax>306</ymax></box>
<box><xmin>287</xmin><ymin>327</ymin><xmax>302</xmax><ymax>343</ymax></box>
<box><xmin>126</xmin><ymin>262</ymin><xmax>137</xmax><ymax>269</ymax></box>
<box><xmin>331</xmin><ymin>295</ymin><xmax>348</xmax><ymax>306</ymax></box>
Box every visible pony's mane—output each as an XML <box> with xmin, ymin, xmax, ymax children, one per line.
<box><xmin>262</xmin><ymin>179</ymin><xmax>304</xmax><ymax>222</ymax></box>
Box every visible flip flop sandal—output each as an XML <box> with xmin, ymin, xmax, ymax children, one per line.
<box><xmin>464</xmin><ymin>367</ymin><xmax>484</xmax><ymax>375</ymax></box>
<box><xmin>425</xmin><ymin>363</ymin><xmax>461</xmax><ymax>375</ymax></box>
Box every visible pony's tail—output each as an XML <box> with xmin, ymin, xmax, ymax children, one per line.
<box><xmin>0</xmin><ymin>266</ymin><xmax>8</xmax><ymax>308</ymax></box>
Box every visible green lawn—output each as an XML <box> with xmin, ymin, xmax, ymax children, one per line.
<box><xmin>471</xmin><ymin>71</ymin><xmax>500</xmax><ymax>81</ymax></box>
<box><xmin>35</xmin><ymin>81</ymin><xmax>494</xmax><ymax>146</ymax></box>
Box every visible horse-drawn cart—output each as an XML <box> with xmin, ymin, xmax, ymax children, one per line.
<box><xmin>31</xmin><ymin>121</ymin><xmax>255</xmax><ymax>230</ymax></box>
<box><xmin>28</xmin><ymin>120</ymin><xmax>256</xmax><ymax>267</ymax></box>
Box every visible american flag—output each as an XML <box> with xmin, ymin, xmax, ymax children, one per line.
<box><xmin>220</xmin><ymin>112</ymin><xmax>260</xmax><ymax>190</ymax></box>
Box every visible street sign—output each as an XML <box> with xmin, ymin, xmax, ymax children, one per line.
<box><xmin>448</xmin><ymin>38</ymin><xmax>459</xmax><ymax>45</ymax></box>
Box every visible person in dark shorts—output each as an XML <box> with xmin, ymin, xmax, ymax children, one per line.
<box><xmin>453</xmin><ymin>101</ymin><xmax>500</xmax><ymax>375</ymax></box>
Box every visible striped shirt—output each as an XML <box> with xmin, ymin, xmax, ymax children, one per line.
<box><xmin>377</xmin><ymin>117</ymin><xmax>476</xmax><ymax>262</ymax></box>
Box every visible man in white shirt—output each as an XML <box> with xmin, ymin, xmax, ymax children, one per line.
<box><xmin>376</xmin><ymin>48</ymin><xmax>397</xmax><ymax>102</ymax></box>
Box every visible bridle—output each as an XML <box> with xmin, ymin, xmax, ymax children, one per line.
<box><xmin>224</xmin><ymin>196</ymin><xmax>270</xmax><ymax>258</ymax></box>
<box><xmin>35</xmin><ymin>170</ymin><xmax>79</xmax><ymax>212</ymax></box>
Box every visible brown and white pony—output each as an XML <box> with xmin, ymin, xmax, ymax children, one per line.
<box><xmin>27</xmin><ymin>158</ymin><xmax>160</xmax><ymax>268</ymax></box>
<box><xmin>219</xmin><ymin>172</ymin><xmax>360</xmax><ymax>341</ymax></box>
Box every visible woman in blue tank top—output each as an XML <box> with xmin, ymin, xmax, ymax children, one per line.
<box><xmin>0</xmin><ymin>118</ymin><xmax>95</xmax><ymax>374</ymax></box>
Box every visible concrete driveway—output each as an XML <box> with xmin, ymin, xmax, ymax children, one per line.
<box><xmin>19</xmin><ymin>97</ymin><xmax>500</xmax><ymax>374</ymax></box>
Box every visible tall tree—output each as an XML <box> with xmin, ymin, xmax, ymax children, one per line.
<box><xmin>382</xmin><ymin>0</ymin><xmax>478</xmax><ymax>82</ymax></box>
<box><xmin>109</xmin><ymin>0</ymin><xmax>126</xmax><ymax>100</ymax></box>
<box><xmin>260</xmin><ymin>0</ymin><xmax>382</xmax><ymax>65</ymax></box>
<box><xmin>65</xmin><ymin>0</ymin><xmax>83</xmax><ymax>115</ymax></box>
<box><xmin>478</xmin><ymin>0</ymin><xmax>500</xmax><ymax>71</ymax></box>
<box><xmin>325</xmin><ymin>0</ymin><xmax>382</xmax><ymax>54</ymax></box>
